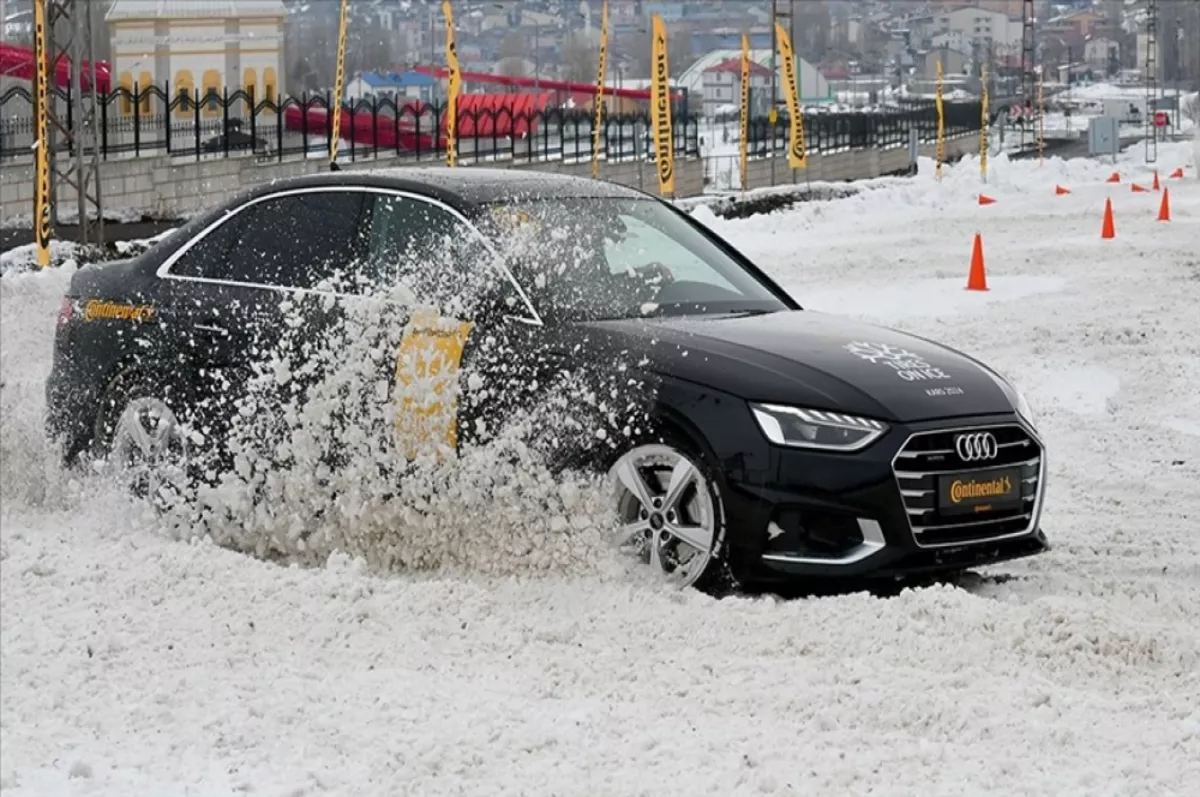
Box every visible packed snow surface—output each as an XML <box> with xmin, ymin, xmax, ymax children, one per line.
<box><xmin>3</xmin><ymin>149</ymin><xmax>1200</xmax><ymax>796</ymax></box>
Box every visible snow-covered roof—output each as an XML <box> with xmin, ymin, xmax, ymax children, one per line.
<box><xmin>679</xmin><ymin>49</ymin><xmax>830</xmax><ymax>101</ymax></box>
<box><xmin>106</xmin><ymin>0</ymin><xmax>287</xmax><ymax>19</ymax></box>
<box><xmin>704</xmin><ymin>58</ymin><xmax>772</xmax><ymax>77</ymax></box>
<box><xmin>357</xmin><ymin>71</ymin><xmax>437</xmax><ymax>89</ymax></box>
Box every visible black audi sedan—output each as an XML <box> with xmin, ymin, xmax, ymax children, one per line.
<box><xmin>46</xmin><ymin>167</ymin><xmax>1049</xmax><ymax>592</ymax></box>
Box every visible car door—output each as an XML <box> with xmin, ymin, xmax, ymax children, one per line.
<box><xmin>359</xmin><ymin>191</ymin><xmax>544</xmax><ymax>458</ymax></box>
<box><xmin>154</xmin><ymin>188</ymin><xmax>370</xmax><ymax>444</ymax></box>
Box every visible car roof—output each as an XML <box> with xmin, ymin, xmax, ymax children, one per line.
<box><xmin>249</xmin><ymin>166</ymin><xmax>650</xmax><ymax>212</ymax></box>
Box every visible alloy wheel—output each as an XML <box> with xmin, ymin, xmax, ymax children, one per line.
<box><xmin>609</xmin><ymin>443</ymin><xmax>717</xmax><ymax>587</ymax></box>
<box><xmin>110</xmin><ymin>396</ymin><xmax>191</xmax><ymax>506</ymax></box>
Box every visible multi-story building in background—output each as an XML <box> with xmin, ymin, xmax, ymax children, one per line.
<box><xmin>698</xmin><ymin>56</ymin><xmax>772</xmax><ymax>117</ymax></box>
<box><xmin>107</xmin><ymin>0</ymin><xmax>286</xmax><ymax>115</ymax></box>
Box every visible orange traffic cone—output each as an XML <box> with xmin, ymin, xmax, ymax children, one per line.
<box><xmin>978</xmin><ymin>194</ymin><xmax>996</xmax><ymax>206</ymax></box>
<box><xmin>1101</xmin><ymin>198</ymin><xmax>1116</xmax><ymax>239</ymax></box>
<box><xmin>1158</xmin><ymin>187</ymin><xmax>1171</xmax><ymax>222</ymax></box>
<box><xmin>1131</xmin><ymin>183</ymin><xmax>1148</xmax><ymax>192</ymax></box>
<box><xmin>1169</xmin><ymin>167</ymin><xmax>1184</xmax><ymax>179</ymax></box>
<box><xmin>1055</xmin><ymin>184</ymin><xmax>1072</xmax><ymax>195</ymax></box>
<box><xmin>966</xmin><ymin>233</ymin><xmax>988</xmax><ymax>291</ymax></box>
<box><xmin>1106</xmin><ymin>172</ymin><xmax>1121</xmax><ymax>183</ymax></box>
<box><xmin>1152</xmin><ymin>170</ymin><xmax>1161</xmax><ymax>191</ymax></box>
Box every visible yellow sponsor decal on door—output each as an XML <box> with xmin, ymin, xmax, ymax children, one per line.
<box><xmin>394</xmin><ymin>308</ymin><xmax>473</xmax><ymax>460</ymax></box>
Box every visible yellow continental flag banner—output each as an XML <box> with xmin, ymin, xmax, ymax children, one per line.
<box><xmin>591</xmin><ymin>0</ymin><xmax>609</xmax><ymax>179</ymax></box>
<box><xmin>33</xmin><ymin>0</ymin><xmax>51</xmax><ymax>267</ymax></box>
<box><xmin>774</xmin><ymin>22</ymin><xmax>807</xmax><ymax>169</ymax></box>
<box><xmin>649</xmin><ymin>14</ymin><xmax>675</xmax><ymax>196</ymax></box>
<box><xmin>330</xmin><ymin>0</ymin><xmax>350</xmax><ymax>168</ymax></box>
<box><xmin>739</xmin><ymin>33</ymin><xmax>750</xmax><ymax>193</ymax></box>
<box><xmin>980</xmin><ymin>63</ymin><xmax>989</xmax><ymax>180</ymax></box>
<box><xmin>443</xmin><ymin>0</ymin><xmax>461</xmax><ymax>168</ymax></box>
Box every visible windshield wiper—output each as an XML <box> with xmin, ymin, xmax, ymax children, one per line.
<box><xmin>717</xmin><ymin>309</ymin><xmax>778</xmax><ymax>318</ymax></box>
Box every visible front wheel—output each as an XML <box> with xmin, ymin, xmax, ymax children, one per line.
<box><xmin>607</xmin><ymin>441</ymin><xmax>730</xmax><ymax>592</ymax></box>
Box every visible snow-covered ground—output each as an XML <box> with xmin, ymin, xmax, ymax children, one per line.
<box><xmin>2</xmin><ymin>147</ymin><xmax>1199</xmax><ymax>796</ymax></box>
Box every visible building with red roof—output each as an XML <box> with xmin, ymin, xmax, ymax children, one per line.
<box><xmin>700</xmin><ymin>57</ymin><xmax>772</xmax><ymax>118</ymax></box>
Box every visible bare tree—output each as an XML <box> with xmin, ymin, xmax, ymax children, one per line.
<box><xmin>286</xmin><ymin>21</ymin><xmax>336</xmax><ymax>92</ymax></box>
<box><xmin>500</xmin><ymin>33</ymin><xmax>528</xmax><ymax>61</ymax></box>
<box><xmin>496</xmin><ymin>57</ymin><xmax>530</xmax><ymax>78</ymax></box>
<box><xmin>352</xmin><ymin>21</ymin><xmax>396</xmax><ymax>74</ymax></box>
<box><xmin>793</xmin><ymin>2</ymin><xmax>832</xmax><ymax>62</ymax></box>
<box><xmin>1182</xmin><ymin>92</ymin><xmax>1199</xmax><ymax>127</ymax></box>
<box><xmin>562</xmin><ymin>33</ymin><xmax>598</xmax><ymax>84</ymax></box>
<box><xmin>667</xmin><ymin>29</ymin><xmax>694</xmax><ymax>77</ymax></box>
<box><xmin>89</xmin><ymin>0</ymin><xmax>111</xmax><ymax>62</ymax></box>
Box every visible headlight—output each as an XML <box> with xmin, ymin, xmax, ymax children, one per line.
<box><xmin>977</xmin><ymin>362</ymin><xmax>1037</xmax><ymax>430</ymax></box>
<box><xmin>749</xmin><ymin>403</ymin><xmax>888</xmax><ymax>452</ymax></box>
<box><xmin>1014</xmin><ymin>387</ymin><xmax>1036</xmax><ymax>428</ymax></box>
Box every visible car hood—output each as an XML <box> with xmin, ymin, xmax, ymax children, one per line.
<box><xmin>579</xmin><ymin>310</ymin><xmax>1016</xmax><ymax>423</ymax></box>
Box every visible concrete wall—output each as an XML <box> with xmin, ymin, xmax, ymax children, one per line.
<box><xmin>739</xmin><ymin>133</ymin><xmax>977</xmax><ymax>192</ymax></box>
<box><xmin>0</xmin><ymin>133</ymin><xmax>973</xmax><ymax>223</ymax></box>
<box><xmin>0</xmin><ymin>153</ymin><xmax>705</xmax><ymax>222</ymax></box>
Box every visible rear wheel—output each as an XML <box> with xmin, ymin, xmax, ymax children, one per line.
<box><xmin>608</xmin><ymin>440</ymin><xmax>730</xmax><ymax>592</ymax></box>
<box><xmin>95</xmin><ymin>371</ymin><xmax>195</xmax><ymax>508</ymax></box>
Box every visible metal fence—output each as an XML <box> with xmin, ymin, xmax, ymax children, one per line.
<box><xmin>702</xmin><ymin>101</ymin><xmax>981</xmax><ymax>191</ymax></box>
<box><xmin>1</xmin><ymin>83</ymin><xmax>982</xmax><ymax>169</ymax></box>
<box><xmin>0</xmin><ymin>83</ymin><xmax>699</xmax><ymax>165</ymax></box>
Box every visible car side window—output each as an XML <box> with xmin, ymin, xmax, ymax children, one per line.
<box><xmin>168</xmin><ymin>191</ymin><xmax>369</xmax><ymax>291</ymax></box>
<box><xmin>605</xmin><ymin>213</ymin><xmax>739</xmax><ymax>293</ymax></box>
<box><xmin>168</xmin><ymin>210</ymin><xmax>250</xmax><ymax>280</ymax></box>
<box><xmin>365</xmin><ymin>194</ymin><xmax>508</xmax><ymax>311</ymax></box>
<box><xmin>226</xmin><ymin>192</ymin><xmax>369</xmax><ymax>290</ymax></box>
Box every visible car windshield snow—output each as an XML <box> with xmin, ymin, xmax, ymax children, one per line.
<box><xmin>478</xmin><ymin>197</ymin><xmax>789</xmax><ymax>322</ymax></box>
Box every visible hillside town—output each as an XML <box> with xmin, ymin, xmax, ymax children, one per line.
<box><xmin>2</xmin><ymin>0</ymin><xmax>1199</xmax><ymax>115</ymax></box>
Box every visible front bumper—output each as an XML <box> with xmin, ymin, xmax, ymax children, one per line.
<box><xmin>718</xmin><ymin>413</ymin><xmax>1050</xmax><ymax>583</ymax></box>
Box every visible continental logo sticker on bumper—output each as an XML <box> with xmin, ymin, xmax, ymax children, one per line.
<box><xmin>938</xmin><ymin>466</ymin><xmax>1023</xmax><ymax>515</ymax></box>
<box><xmin>949</xmin><ymin>475</ymin><xmax>1013</xmax><ymax>503</ymax></box>
<box><xmin>83</xmin><ymin>300</ymin><xmax>156</xmax><ymax>323</ymax></box>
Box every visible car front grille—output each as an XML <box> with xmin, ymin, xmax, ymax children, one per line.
<box><xmin>892</xmin><ymin>424</ymin><xmax>1043</xmax><ymax>548</ymax></box>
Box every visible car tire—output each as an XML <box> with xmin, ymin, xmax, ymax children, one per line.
<box><xmin>92</xmin><ymin>368</ymin><xmax>195</xmax><ymax>507</ymax></box>
<box><xmin>606</xmin><ymin>429</ymin><xmax>737</xmax><ymax>595</ymax></box>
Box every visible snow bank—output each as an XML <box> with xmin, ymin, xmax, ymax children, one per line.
<box><xmin>0</xmin><ymin>229</ymin><xmax>175</xmax><ymax>276</ymax></box>
<box><xmin>0</xmin><ymin>241</ymin><xmax>85</xmax><ymax>276</ymax></box>
<box><xmin>0</xmin><ymin>262</ymin><xmax>97</xmax><ymax>511</ymax></box>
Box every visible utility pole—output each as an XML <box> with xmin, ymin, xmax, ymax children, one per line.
<box><xmin>43</xmin><ymin>0</ymin><xmax>104</xmax><ymax>244</ymax></box>
<box><xmin>1020</xmin><ymin>0</ymin><xmax>1036</xmax><ymax>153</ymax></box>
<box><xmin>1064</xmin><ymin>44</ymin><xmax>1073</xmax><ymax>134</ymax></box>
<box><xmin>769</xmin><ymin>0</ymin><xmax>777</xmax><ymax>113</ymax></box>
<box><xmin>1145</xmin><ymin>0</ymin><xmax>1157</xmax><ymax>163</ymax></box>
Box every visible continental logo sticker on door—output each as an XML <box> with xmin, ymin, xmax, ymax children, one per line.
<box><xmin>394</xmin><ymin>308</ymin><xmax>474</xmax><ymax>460</ymax></box>
<box><xmin>83</xmin><ymin>299</ymin><xmax>156</xmax><ymax>323</ymax></box>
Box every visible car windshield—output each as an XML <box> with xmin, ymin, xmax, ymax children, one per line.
<box><xmin>476</xmin><ymin>197</ymin><xmax>789</xmax><ymax>322</ymax></box>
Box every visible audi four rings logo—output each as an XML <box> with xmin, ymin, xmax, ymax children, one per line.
<box><xmin>955</xmin><ymin>432</ymin><xmax>999</xmax><ymax>461</ymax></box>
